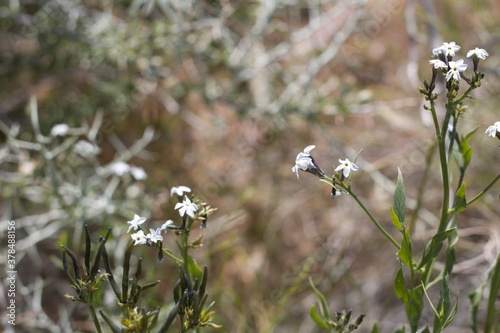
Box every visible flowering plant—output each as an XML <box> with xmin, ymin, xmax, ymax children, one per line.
<box><xmin>297</xmin><ymin>42</ymin><xmax>499</xmax><ymax>333</ymax></box>
<box><xmin>61</xmin><ymin>186</ymin><xmax>220</xmax><ymax>332</ymax></box>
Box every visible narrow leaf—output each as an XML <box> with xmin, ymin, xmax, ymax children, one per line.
<box><xmin>309</xmin><ymin>277</ymin><xmax>331</xmax><ymax>320</ymax></box>
<box><xmin>397</xmin><ymin>230</ymin><xmax>412</xmax><ymax>268</ymax></box>
<box><xmin>100</xmin><ymin>310</ymin><xmax>121</xmax><ymax>333</ymax></box>
<box><xmin>370</xmin><ymin>323</ymin><xmax>379</xmax><ymax>333</ymax></box>
<box><xmin>394</xmin><ymin>168</ymin><xmax>406</xmax><ymax>224</ymax></box>
<box><xmin>310</xmin><ymin>305</ymin><xmax>330</xmax><ymax>330</ymax></box>
<box><xmin>390</xmin><ymin>206</ymin><xmax>403</xmax><ymax>232</ymax></box>
<box><xmin>417</xmin><ymin>228</ymin><xmax>456</xmax><ymax>270</ymax></box>
<box><xmin>394</xmin><ymin>267</ymin><xmax>407</xmax><ymax>302</ymax></box>
<box><xmin>453</xmin><ymin>183</ymin><xmax>467</xmax><ymax>214</ymax></box>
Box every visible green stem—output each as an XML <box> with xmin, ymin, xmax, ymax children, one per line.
<box><xmin>467</xmin><ymin>174</ymin><xmax>500</xmax><ymax>206</ymax></box>
<box><xmin>338</xmin><ymin>182</ymin><xmax>400</xmax><ymax>249</ymax></box>
<box><xmin>484</xmin><ymin>252</ymin><xmax>500</xmax><ymax>333</ymax></box>
<box><xmin>88</xmin><ymin>298</ymin><xmax>103</xmax><ymax>333</ymax></box>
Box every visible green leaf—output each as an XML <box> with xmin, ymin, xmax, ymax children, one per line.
<box><xmin>309</xmin><ymin>277</ymin><xmax>331</xmax><ymax>320</ymax></box>
<box><xmin>469</xmin><ymin>282</ymin><xmax>486</xmax><ymax>333</ymax></box>
<box><xmin>310</xmin><ymin>305</ymin><xmax>330</xmax><ymax>330</ymax></box>
<box><xmin>417</xmin><ymin>228</ymin><xmax>456</xmax><ymax>270</ymax></box>
<box><xmin>394</xmin><ymin>267</ymin><xmax>407</xmax><ymax>302</ymax></box>
<box><xmin>394</xmin><ymin>168</ymin><xmax>406</xmax><ymax>224</ymax></box>
<box><xmin>442</xmin><ymin>292</ymin><xmax>459</xmax><ymax>329</ymax></box>
<box><xmin>453</xmin><ymin>183</ymin><xmax>467</xmax><ymax>214</ymax></box>
<box><xmin>187</xmin><ymin>255</ymin><xmax>203</xmax><ymax>282</ymax></box>
<box><xmin>397</xmin><ymin>230</ymin><xmax>412</xmax><ymax>268</ymax></box>
<box><xmin>370</xmin><ymin>323</ymin><xmax>379</xmax><ymax>333</ymax></box>
<box><xmin>406</xmin><ymin>285</ymin><xmax>424</xmax><ymax>332</ymax></box>
<box><xmin>390</xmin><ymin>206</ymin><xmax>403</xmax><ymax>232</ymax></box>
<box><xmin>433</xmin><ymin>274</ymin><xmax>451</xmax><ymax>332</ymax></box>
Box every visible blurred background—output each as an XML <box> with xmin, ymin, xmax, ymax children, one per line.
<box><xmin>0</xmin><ymin>0</ymin><xmax>499</xmax><ymax>332</ymax></box>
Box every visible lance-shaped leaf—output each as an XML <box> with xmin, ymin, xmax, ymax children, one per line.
<box><xmin>397</xmin><ymin>230</ymin><xmax>413</xmax><ymax>269</ymax></box>
<box><xmin>85</xmin><ymin>225</ymin><xmax>91</xmax><ymax>274</ymax></box>
<box><xmin>122</xmin><ymin>241</ymin><xmax>135</xmax><ymax>304</ymax></box>
<box><xmin>61</xmin><ymin>245</ymin><xmax>81</xmax><ymax>281</ymax></box>
<box><xmin>417</xmin><ymin>228</ymin><xmax>456</xmax><ymax>270</ymax></box>
<box><xmin>394</xmin><ymin>168</ymin><xmax>406</xmax><ymax>225</ymax></box>
<box><xmin>102</xmin><ymin>245</ymin><xmax>121</xmax><ymax>301</ymax></box>
<box><xmin>89</xmin><ymin>229</ymin><xmax>111</xmax><ymax>281</ymax></box>
<box><xmin>452</xmin><ymin>183</ymin><xmax>467</xmax><ymax>215</ymax></box>
<box><xmin>158</xmin><ymin>291</ymin><xmax>187</xmax><ymax>333</ymax></box>
<box><xmin>310</xmin><ymin>305</ymin><xmax>329</xmax><ymax>330</ymax></box>
<box><xmin>100</xmin><ymin>310</ymin><xmax>121</xmax><ymax>333</ymax></box>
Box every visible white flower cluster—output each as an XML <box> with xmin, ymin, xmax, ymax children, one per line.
<box><xmin>127</xmin><ymin>186</ymin><xmax>200</xmax><ymax>246</ymax></box>
<box><xmin>485</xmin><ymin>121</ymin><xmax>500</xmax><ymax>139</ymax></box>
<box><xmin>127</xmin><ymin>214</ymin><xmax>173</xmax><ymax>245</ymax></box>
<box><xmin>429</xmin><ymin>41</ymin><xmax>488</xmax><ymax>82</ymax></box>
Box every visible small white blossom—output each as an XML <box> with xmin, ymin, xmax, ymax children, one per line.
<box><xmin>441</xmin><ymin>41</ymin><xmax>461</xmax><ymax>57</ymax></box>
<box><xmin>109</xmin><ymin>162</ymin><xmax>130</xmax><ymax>176</ymax></box>
<box><xmin>467</xmin><ymin>47</ymin><xmax>489</xmax><ymax>60</ymax></box>
<box><xmin>50</xmin><ymin>124</ymin><xmax>69</xmax><ymax>137</ymax></box>
<box><xmin>130</xmin><ymin>166</ymin><xmax>147</xmax><ymax>180</ymax></box>
<box><xmin>292</xmin><ymin>145</ymin><xmax>324</xmax><ymax>179</ymax></box>
<box><xmin>147</xmin><ymin>228</ymin><xmax>163</xmax><ymax>243</ymax></box>
<box><xmin>74</xmin><ymin>140</ymin><xmax>100</xmax><ymax>157</ymax></box>
<box><xmin>485</xmin><ymin>121</ymin><xmax>500</xmax><ymax>137</ymax></box>
<box><xmin>335</xmin><ymin>158</ymin><xmax>359</xmax><ymax>178</ymax></box>
<box><xmin>131</xmin><ymin>230</ymin><xmax>147</xmax><ymax>245</ymax></box>
<box><xmin>432</xmin><ymin>47</ymin><xmax>443</xmax><ymax>57</ymax></box>
<box><xmin>161</xmin><ymin>220</ymin><xmax>174</xmax><ymax>231</ymax></box>
<box><xmin>429</xmin><ymin>59</ymin><xmax>447</xmax><ymax>69</ymax></box>
<box><xmin>170</xmin><ymin>186</ymin><xmax>191</xmax><ymax>197</ymax></box>
<box><xmin>127</xmin><ymin>214</ymin><xmax>146</xmax><ymax>233</ymax></box>
<box><xmin>175</xmin><ymin>196</ymin><xmax>199</xmax><ymax>218</ymax></box>
<box><xmin>446</xmin><ymin>59</ymin><xmax>467</xmax><ymax>82</ymax></box>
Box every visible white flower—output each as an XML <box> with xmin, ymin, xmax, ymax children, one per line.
<box><xmin>147</xmin><ymin>228</ymin><xmax>163</xmax><ymax>243</ymax></box>
<box><xmin>127</xmin><ymin>214</ymin><xmax>146</xmax><ymax>233</ymax></box>
<box><xmin>485</xmin><ymin>121</ymin><xmax>500</xmax><ymax>137</ymax></box>
<box><xmin>50</xmin><ymin>124</ymin><xmax>69</xmax><ymax>137</ymax></box>
<box><xmin>109</xmin><ymin>162</ymin><xmax>130</xmax><ymax>176</ymax></box>
<box><xmin>161</xmin><ymin>220</ymin><xmax>174</xmax><ymax>231</ymax></box>
<box><xmin>131</xmin><ymin>230</ymin><xmax>147</xmax><ymax>245</ymax></box>
<box><xmin>74</xmin><ymin>140</ymin><xmax>100</xmax><ymax>157</ymax></box>
<box><xmin>429</xmin><ymin>59</ymin><xmax>447</xmax><ymax>69</ymax></box>
<box><xmin>175</xmin><ymin>196</ymin><xmax>199</xmax><ymax>218</ymax></box>
<box><xmin>335</xmin><ymin>158</ymin><xmax>359</xmax><ymax>178</ymax></box>
<box><xmin>292</xmin><ymin>145</ymin><xmax>324</xmax><ymax>179</ymax></box>
<box><xmin>441</xmin><ymin>41</ymin><xmax>461</xmax><ymax>57</ymax></box>
<box><xmin>467</xmin><ymin>47</ymin><xmax>489</xmax><ymax>60</ymax></box>
<box><xmin>432</xmin><ymin>47</ymin><xmax>443</xmax><ymax>57</ymax></box>
<box><xmin>130</xmin><ymin>166</ymin><xmax>147</xmax><ymax>180</ymax></box>
<box><xmin>446</xmin><ymin>59</ymin><xmax>467</xmax><ymax>82</ymax></box>
<box><xmin>170</xmin><ymin>186</ymin><xmax>191</xmax><ymax>197</ymax></box>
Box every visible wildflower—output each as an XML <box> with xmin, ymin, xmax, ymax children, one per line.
<box><xmin>170</xmin><ymin>185</ymin><xmax>191</xmax><ymax>197</ymax></box>
<box><xmin>109</xmin><ymin>161</ymin><xmax>130</xmax><ymax>176</ymax></box>
<box><xmin>50</xmin><ymin>124</ymin><xmax>69</xmax><ymax>137</ymax></box>
<box><xmin>446</xmin><ymin>59</ymin><xmax>467</xmax><ymax>82</ymax></box>
<box><xmin>130</xmin><ymin>166</ymin><xmax>147</xmax><ymax>180</ymax></box>
<box><xmin>161</xmin><ymin>220</ymin><xmax>174</xmax><ymax>231</ymax></box>
<box><xmin>147</xmin><ymin>228</ymin><xmax>163</xmax><ymax>243</ymax></box>
<box><xmin>131</xmin><ymin>230</ymin><xmax>147</xmax><ymax>245</ymax></box>
<box><xmin>441</xmin><ymin>41</ymin><xmax>461</xmax><ymax>57</ymax></box>
<box><xmin>335</xmin><ymin>158</ymin><xmax>359</xmax><ymax>178</ymax></box>
<box><xmin>292</xmin><ymin>145</ymin><xmax>325</xmax><ymax>179</ymax></box>
<box><xmin>432</xmin><ymin>47</ymin><xmax>443</xmax><ymax>57</ymax></box>
<box><xmin>485</xmin><ymin>121</ymin><xmax>500</xmax><ymax>139</ymax></box>
<box><xmin>467</xmin><ymin>47</ymin><xmax>488</xmax><ymax>71</ymax></box>
<box><xmin>127</xmin><ymin>214</ymin><xmax>146</xmax><ymax>233</ymax></box>
<box><xmin>175</xmin><ymin>196</ymin><xmax>199</xmax><ymax>218</ymax></box>
<box><xmin>74</xmin><ymin>140</ymin><xmax>100</xmax><ymax>157</ymax></box>
<box><xmin>467</xmin><ymin>47</ymin><xmax>489</xmax><ymax>60</ymax></box>
<box><xmin>429</xmin><ymin>59</ymin><xmax>447</xmax><ymax>69</ymax></box>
